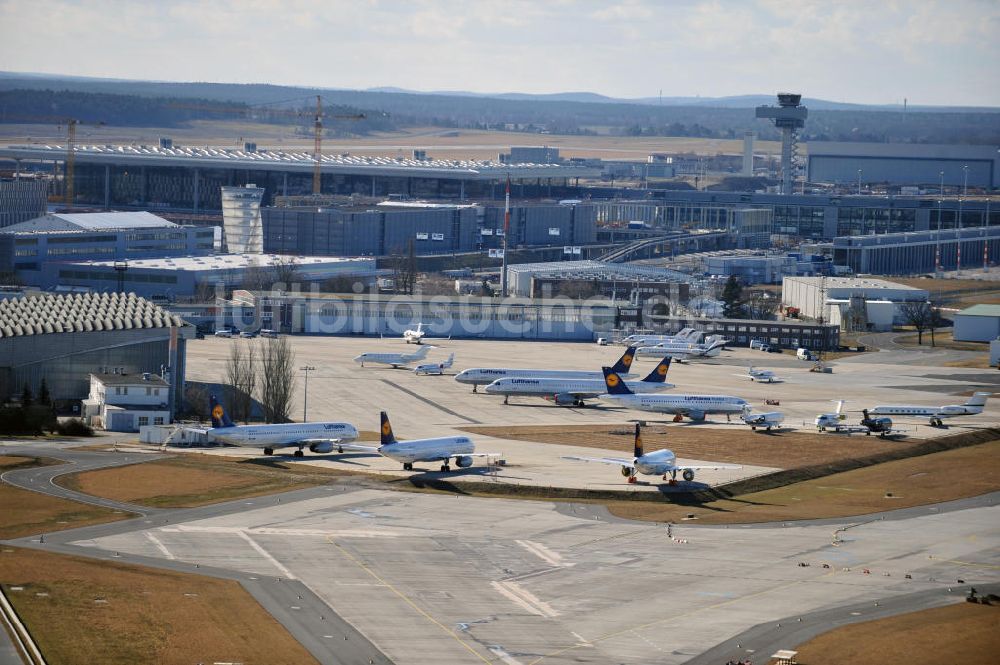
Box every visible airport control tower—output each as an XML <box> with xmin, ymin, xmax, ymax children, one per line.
<box><xmin>756</xmin><ymin>92</ymin><xmax>808</xmax><ymax>195</ymax></box>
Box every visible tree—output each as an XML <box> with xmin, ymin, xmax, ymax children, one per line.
<box><xmin>899</xmin><ymin>301</ymin><xmax>934</xmax><ymax>345</ymax></box>
<box><xmin>184</xmin><ymin>384</ymin><xmax>211</xmax><ymax>424</ymax></box>
<box><xmin>928</xmin><ymin>302</ymin><xmax>947</xmax><ymax>348</ymax></box>
<box><xmin>744</xmin><ymin>289</ymin><xmax>779</xmax><ymax>320</ymax></box>
<box><xmin>721</xmin><ymin>276</ymin><xmax>745</xmax><ymax>319</ymax></box>
<box><xmin>257</xmin><ymin>336</ymin><xmax>296</xmax><ymax>423</ymax></box>
<box><xmin>38</xmin><ymin>378</ymin><xmax>51</xmax><ymax>407</ymax></box>
<box><xmin>224</xmin><ymin>340</ymin><xmax>257</xmax><ymax>423</ymax></box>
<box><xmin>270</xmin><ymin>255</ymin><xmax>302</xmax><ymax>290</ymax></box>
<box><xmin>389</xmin><ymin>239</ymin><xmax>417</xmax><ymax>296</ymax></box>
<box><xmin>21</xmin><ymin>384</ymin><xmax>33</xmax><ymax>407</ymax></box>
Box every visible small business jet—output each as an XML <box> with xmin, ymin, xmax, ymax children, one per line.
<box><xmin>195</xmin><ymin>396</ymin><xmax>359</xmax><ymax>457</ymax></box>
<box><xmin>597</xmin><ymin>367</ymin><xmax>748</xmax><ymax>422</ymax></box>
<box><xmin>563</xmin><ymin>423</ymin><xmax>740</xmax><ymax>484</ymax></box>
<box><xmin>414</xmin><ymin>353</ymin><xmax>455</xmax><ymax>376</ymax></box>
<box><xmin>620</xmin><ymin>328</ymin><xmax>701</xmax><ymax>347</ymax></box>
<box><xmin>868</xmin><ymin>392</ymin><xmax>991</xmax><ymax>427</ymax></box>
<box><xmin>740</xmin><ymin>405</ymin><xmax>784</xmax><ymax>431</ymax></box>
<box><xmin>859</xmin><ymin>409</ymin><xmax>898</xmax><ymax>437</ymax></box>
<box><xmin>403</xmin><ymin>323</ymin><xmax>427</xmax><ymax>344</ymax></box>
<box><xmin>815</xmin><ymin>400</ymin><xmax>848</xmax><ymax>431</ymax></box>
<box><xmin>354</xmin><ymin>344</ymin><xmax>433</xmax><ymax>368</ymax></box>
<box><xmin>634</xmin><ymin>338</ymin><xmax>726</xmax><ymax>359</ymax></box>
<box><xmin>340</xmin><ymin>411</ymin><xmax>498</xmax><ymax>472</ymax></box>
<box><xmin>454</xmin><ymin>345</ymin><xmax>638</xmax><ymax>392</ymax></box>
<box><xmin>739</xmin><ymin>366</ymin><xmax>781</xmax><ymax>383</ymax></box>
<box><xmin>484</xmin><ymin>357</ymin><xmax>675</xmax><ymax>406</ymax></box>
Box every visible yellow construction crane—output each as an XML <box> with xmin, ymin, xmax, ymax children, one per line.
<box><xmin>4</xmin><ymin>114</ymin><xmax>103</xmax><ymax>205</ymax></box>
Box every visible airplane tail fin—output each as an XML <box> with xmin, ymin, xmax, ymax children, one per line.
<box><xmin>640</xmin><ymin>357</ymin><xmax>672</xmax><ymax>383</ymax></box>
<box><xmin>210</xmin><ymin>394</ymin><xmax>235</xmax><ymax>428</ymax></box>
<box><xmin>602</xmin><ymin>366</ymin><xmax>634</xmax><ymax>395</ymax></box>
<box><xmin>633</xmin><ymin>422</ymin><xmax>643</xmax><ymax>458</ymax></box>
<box><xmin>444</xmin><ymin>353</ymin><xmax>455</xmax><ymax>367</ymax></box>
<box><xmin>411</xmin><ymin>345</ymin><xmax>432</xmax><ymax>360</ymax></box>
<box><xmin>834</xmin><ymin>399</ymin><xmax>846</xmax><ymax>416</ymax></box>
<box><xmin>965</xmin><ymin>392</ymin><xmax>991</xmax><ymax>407</ymax></box>
<box><xmin>379</xmin><ymin>411</ymin><xmax>397</xmax><ymax>445</ymax></box>
<box><xmin>609</xmin><ymin>346</ymin><xmax>637</xmax><ymax>374</ymax></box>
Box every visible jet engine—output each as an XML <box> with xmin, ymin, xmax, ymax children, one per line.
<box><xmin>682</xmin><ymin>469</ymin><xmax>695</xmax><ymax>482</ymax></box>
<box><xmin>309</xmin><ymin>441</ymin><xmax>334</xmax><ymax>454</ymax></box>
<box><xmin>455</xmin><ymin>455</ymin><xmax>474</xmax><ymax>468</ymax></box>
<box><xmin>621</xmin><ymin>466</ymin><xmax>635</xmax><ymax>477</ymax></box>
<box><xmin>551</xmin><ymin>393</ymin><xmax>578</xmax><ymax>406</ymax></box>
<box><xmin>688</xmin><ymin>411</ymin><xmax>706</xmax><ymax>421</ymax></box>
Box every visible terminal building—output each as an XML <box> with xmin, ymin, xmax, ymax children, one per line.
<box><xmin>0</xmin><ymin>291</ymin><xmax>192</xmax><ymax>414</ymax></box>
<box><xmin>0</xmin><ymin>178</ymin><xmax>48</xmax><ymax>228</ymax></box>
<box><xmin>504</xmin><ymin>260</ymin><xmax>692</xmax><ymax>303</ymax></box>
<box><xmin>832</xmin><ymin>226</ymin><xmax>1000</xmax><ymax>275</ymax></box>
<box><xmin>0</xmin><ymin>144</ymin><xmax>599</xmax><ymax>210</ymax></box>
<box><xmin>807</xmin><ymin>142</ymin><xmax>1000</xmax><ymax>189</ymax></box>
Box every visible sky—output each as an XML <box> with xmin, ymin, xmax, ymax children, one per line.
<box><xmin>1</xmin><ymin>0</ymin><xmax>998</xmax><ymax>106</ymax></box>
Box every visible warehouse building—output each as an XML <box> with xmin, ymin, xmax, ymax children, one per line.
<box><xmin>953</xmin><ymin>304</ymin><xmax>1000</xmax><ymax>342</ymax></box>
<box><xmin>807</xmin><ymin>142</ymin><xmax>1000</xmax><ymax>189</ymax></box>
<box><xmin>832</xmin><ymin>226</ymin><xmax>1000</xmax><ymax>275</ymax></box>
<box><xmin>0</xmin><ymin>178</ymin><xmax>48</xmax><ymax>228</ymax></box>
<box><xmin>616</xmin><ymin>316</ymin><xmax>841</xmax><ymax>350</ymax></box>
<box><xmin>505</xmin><ymin>260</ymin><xmax>692</xmax><ymax>302</ymax></box>
<box><xmin>47</xmin><ymin>254</ymin><xmax>377</xmax><ymax>299</ymax></box>
<box><xmin>782</xmin><ymin>276</ymin><xmax>929</xmax><ymax>329</ymax></box>
<box><xmin>0</xmin><ymin>144</ymin><xmax>598</xmax><ymax>211</ymax></box>
<box><xmin>261</xmin><ymin>200</ymin><xmax>597</xmax><ymax>256</ymax></box>
<box><xmin>0</xmin><ymin>292</ymin><xmax>192</xmax><ymax>415</ymax></box>
<box><xmin>0</xmin><ymin>212</ymin><xmax>218</xmax><ymax>285</ymax></box>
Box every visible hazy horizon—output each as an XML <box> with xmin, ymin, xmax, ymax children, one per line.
<box><xmin>1</xmin><ymin>0</ymin><xmax>998</xmax><ymax>107</ymax></box>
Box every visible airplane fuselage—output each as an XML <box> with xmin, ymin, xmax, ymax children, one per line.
<box><xmin>455</xmin><ymin>367</ymin><xmax>633</xmax><ymax>387</ymax></box>
<box><xmin>485</xmin><ymin>376</ymin><xmax>674</xmax><ymax>400</ymax></box>
<box><xmin>601</xmin><ymin>393</ymin><xmax>747</xmax><ymax>418</ymax></box>
<box><xmin>379</xmin><ymin>436</ymin><xmax>475</xmax><ymax>464</ymax></box>
<box><xmin>631</xmin><ymin>449</ymin><xmax>678</xmax><ymax>476</ymax></box>
<box><xmin>869</xmin><ymin>404</ymin><xmax>981</xmax><ymax>419</ymax></box>
<box><xmin>206</xmin><ymin>422</ymin><xmax>359</xmax><ymax>447</ymax></box>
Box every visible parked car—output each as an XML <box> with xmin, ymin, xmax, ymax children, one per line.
<box><xmin>749</xmin><ymin>339</ymin><xmax>766</xmax><ymax>350</ymax></box>
<box><xmin>596</xmin><ymin>337</ymin><xmax>609</xmax><ymax>346</ymax></box>
<box><xmin>796</xmin><ymin>347</ymin><xmax>814</xmax><ymax>361</ymax></box>
<box><xmin>766</xmin><ymin>345</ymin><xmax>783</xmax><ymax>353</ymax></box>
<box><xmin>260</xmin><ymin>329</ymin><xmax>279</xmax><ymax>339</ymax></box>
<box><xmin>239</xmin><ymin>330</ymin><xmax>258</xmax><ymax>339</ymax></box>
<box><xmin>214</xmin><ymin>329</ymin><xmax>233</xmax><ymax>338</ymax></box>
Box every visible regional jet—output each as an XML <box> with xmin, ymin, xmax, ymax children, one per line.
<box><xmin>484</xmin><ymin>357</ymin><xmax>675</xmax><ymax>406</ymax></box>
<box><xmin>563</xmin><ymin>423</ymin><xmax>739</xmax><ymax>484</ymax></box>
<box><xmin>740</xmin><ymin>405</ymin><xmax>784</xmax><ymax>431</ymax></box>
<box><xmin>194</xmin><ymin>396</ymin><xmax>359</xmax><ymax>457</ymax></box>
<box><xmin>454</xmin><ymin>345</ymin><xmax>639</xmax><ymax>392</ymax></box>
<box><xmin>339</xmin><ymin>411</ymin><xmax>498</xmax><ymax>472</ymax></box>
<box><xmin>619</xmin><ymin>328</ymin><xmax>701</xmax><ymax>347</ymax></box>
<box><xmin>354</xmin><ymin>344</ymin><xmax>433</xmax><ymax>368</ymax></box>
<box><xmin>869</xmin><ymin>392</ymin><xmax>991</xmax><ymax>427</ymax></box>
<box><xmin>414</xmin><ymin>353</ymin><xmax>455</xmax><ymax>376</ymax></box>
<box><xmin>597</xmin><ymin>367</ymin><xmax>748</xmax><ymax>421</ymax></box>
<box><xmin>634</xmin><ymin>337</ymin><xmax>726</xmax><ymax>359</ymax></box>
<box><xmin>738</xmin><ymin>366</ymin><xmax>781</xmax><ymax>383</ymax></box>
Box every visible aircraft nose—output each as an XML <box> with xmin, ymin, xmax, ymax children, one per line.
<box><xmin>484</xmin><ymin>384</ymin><xmax>498</xmax><ymax>394</ymax></box>
<box><xmin>353</xmin><ymin>355</ymin><xmax>364</xmax><ymax>363</ymax></box>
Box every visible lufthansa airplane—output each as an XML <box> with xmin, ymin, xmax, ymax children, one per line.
<box><xmin>563</xmin><ymin>423</ymin><xmax>739</xmax><ymax>484</ymax></box>
<box><xmin>341</xmin><ymin>412</ymin><xmax>498</xmax><ymax>472</ymax></box>
<box><xmin>195</xmin><ymin>396</ymin><xmax>359</xmax><ymax>457</ymax></box>
<box><xmin>597</xmin><ymin>366</ymin><xmax>747</xmax><ymax>421</ymax></box>
<box><xmin>454</xmin><ymin>345</ymin><xmax>639</xmax><ymax>392</ymax></box>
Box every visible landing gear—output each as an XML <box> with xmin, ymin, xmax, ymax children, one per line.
<box><xmin>294</xmin><ymin>449</ymin><xmax>304</xmax><ymax>457</ymax></box>
<box><xmin>440</xmin><ymin>463</ymin><xmax>451</xmax><ymax>472</ymax></box>
<box><xmin>930</xmin><ymin>417</ymin><xmax>943</xmax><ymax>427</ymax></box>
<box><xmin>264</xmin><ymin>447</ymin><xmax>274</xmax><ymax>456</ymax></box>
<box><xmin>472</xmin><ymin>386</ymin><xmax>478</xmax><ymax>393</ymax></box>
<box><xmin>627</xmin><ymin>475</ymin><xmax>637</xmax><ymax>484</ymax></box>
<box><xmin>403</xmin><ymin>462</ymin><xmax>413</xmax><ymax>471</ymax></box>
<box><xmin>503</xmin><ymin>396</ymin><xmax>509</xmax><ymax>405</ymax></box>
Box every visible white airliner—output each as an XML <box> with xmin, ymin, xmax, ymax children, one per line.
<box><xmin>197</xmin><ymin>396</ymin><xmax>359</xmax><ymax>457</ymax></box>
<box><xmin>414</xmin><ymin>353</ymin><xmax>455</xmax><ymax>375</ymax></box>
<box><xmin>563</xmin><ymin>423</ymin><xmax>739</xmax><ymax>484</ymax></box>
<box><xmin>634</xmin><ymin>338</ymin><xmax>726</xmax><ymax>359</ymax></box>
<box><xmin>620</xmin><ymin>328</ymin><xmax>701</xmax><ymax>346</ymax></box>
<box><xmin>454</xmin><ymin>345</ymin><xmax>638</xmax><ymax>392</ymax></box>
<box><xmin>740</xmin><ymin>405</ymin><xmax>784</xmax><ymax>430</ymax></box>
<box><xmin>739</xmin><ymin>366</ymin><xmax>781</xmax><ymax>383</ymax></box>
<box><xmin>354</xmin><ymin>344</ymin><xmax>433</xmax><ymax>368</ymax></box>
<box><xmin>340</xmin><ymin>411</ymin><xmax>498</xmax><ymax>472</ymax></box>
<box><xmin>597</xmin><ymin>366</ymin><xmax>748</xmax><ymax>421</ymax></box>
<box><xmin>869</xmin><ymin>392</ymin><xmax>991</xmax><ymax>427</ymax></box>
<box><xmin>484</xmin><ymin>357</ymin><xmax>675</xmax><ymax>406</ymax></box>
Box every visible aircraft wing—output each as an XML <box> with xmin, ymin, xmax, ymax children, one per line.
<box><xmin>334</xmin><ymin>443</ymin><xmax>380</xmax><ymax>453</ymax></box>
<box><xmin>670</xmin><ymin>463</ymin><xmax>742</xmax><ymax>471</ymax></box>
<box><xmin>298</xmin><ymin>437</ymin><xmax>356</xmax><ymax>445</ymax></box>
<box><xmin>561</xmin><ymin>455</ymin><xmax>634</xmax><ymax>467</ymax></box>
<box><xmin>457</xmin><ymin>452</ymin><xmax>502</xmax><ymax>457</ymax></box>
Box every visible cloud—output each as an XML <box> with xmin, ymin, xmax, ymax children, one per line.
<box><xmin>0</xmin><ymin>0</ymin><xmax>996</xmax><ymax>105</ymax></box>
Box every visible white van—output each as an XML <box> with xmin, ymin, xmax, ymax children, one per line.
<box><xmin>796</xmin><ymin>347</ymin><xmax>814</xmax><ymax>361</ymax></box>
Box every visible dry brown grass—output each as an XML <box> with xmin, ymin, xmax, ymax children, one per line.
<box><xmin>895</xmin><ymin>329</ymin><xmax>990</xmax><ymax>353</ymax></box>
<box><xmin>0</xmin><ymin>456</ymin><xmax>130</xmax><ymax>539</ymax></box>
<box><xmin>605</xmin><ymin>441</ymin><xmax>1000</xmax><ymax>524</ymax></box>
<box><xmin>58</xmin><ymin>454</ymin><xmax>328</xmax><ymax>508</ymax></box>
<box><xmin>785</xmin><ymin>601</ymin><xmax>1000</xmax><ymax>665</ymax></box>
<box><xmin>461</xmin><ymin>423</ymin><xmax>919</xmax><ymax>467</ymax></box>
<box><xmin>0</xmin><ymin>547</ymin><xmax>318</xmax><ymax>665</ymax></box>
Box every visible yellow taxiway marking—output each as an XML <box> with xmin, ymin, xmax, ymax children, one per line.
<box><xmin>928</xmin><ymin>554</ymin><xmax>1000</xmax><ymax>570</ymax></box>
<box><xmin>327</xmin><ymin>537</ymin><xmax>492</xmax><ymax>664</ymax></box>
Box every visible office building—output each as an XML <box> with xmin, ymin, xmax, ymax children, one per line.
<box><xmin>832</xmin><ymin>226</ymin><xmax>1000</xmax><ymax>275</ymax></box>
<box><xmin>221</xmin><ymin>184</ymin><xmax>264</xmax><ymax>253</ymax></box>
<box><xmin>807</xmin><ymin>142</ymin><xmax>1000</xmax><ymax>189</ymax></box>
<box><xmin>0</xmin><ymin>178</ymin><xmax>48</xmax><ymax>228</ymax></box>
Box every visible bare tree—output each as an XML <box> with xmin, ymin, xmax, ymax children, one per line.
<box><xmin>899</xmin><ymin>301</ymin><xmax>933</xmax><ymax>345</ymax></box>
<box><xmin>745</xmin><ymin>289</ymin><xmax>779</xmax><ymax>320</ymax></box>
<box><xmin>389</xmin><ymin>239</ymin><xmax>417</xmax><ymax>295</ymax></box>
<box><xmin>271</xmin><ymin>255</ymin><xmax>302</xmax><ymax>289</ymax></box>
<box><xmin>929</xmin><ymin>302</ymin><xmax>946</xmax><ymax>347</ymax></box>
<box><xmin>257</xmin><ymin>336</ymin><xmax>296</xmax><ymax>423</ymax></box>
<box><xmin>184</xmin><ymin>384</ymin><xmax>210</xmax><ymax>424</ymax></box>
<box><xmin>224</xmin><ymin>340</ymin><xmax>257</xmax><ymax>423</ymax></box>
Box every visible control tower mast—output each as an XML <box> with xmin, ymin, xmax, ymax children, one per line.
<box><xmin>756</xmin><ymin>92</ymin><xmax>808</xmax><ymax>195</ymax></box>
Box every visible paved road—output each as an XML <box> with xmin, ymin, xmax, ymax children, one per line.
<box><xmin>685</xmin><ymin>583</ymin><xmax>1000</xmax><ymax>665</ymax></box>
<box><xmin>1</xmin><ymin>442</ymin><xmax>391</xmax><ymax>665</ymax></box>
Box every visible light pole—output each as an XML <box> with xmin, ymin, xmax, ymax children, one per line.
<box><xmin>857</xmin><ymin>169</ymin><xmax>862</xmax><ymax>196</ymax></box>
<box><xmin>957</xmin><ymin>165</ymin><xmax>968</xmax><ymax>274</ymax></box>
<box><xmin>939</xmin><ymin>170</ymin><xmax>944</xmax><ymax>197</ymax></box>
<box><xmin>300</xmin><ymin>365</ymin><xmax>315</xmax><ymax>422</ymax></box>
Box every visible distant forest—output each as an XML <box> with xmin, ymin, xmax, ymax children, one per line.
<box><xmin>0</xmin><ymin>75</ymin><xmax>998</xmax><ymax>145</ymax></box>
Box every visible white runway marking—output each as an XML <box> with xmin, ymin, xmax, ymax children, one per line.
<box><xmin>491</xmin><ymin>581</ymin><xmax>559</xmax><ymax>618</ymax></box>
<box><xmin>159</xmin><ymin>525</ymin><xmax>400</xmax><ymax>538</ymax></box>
<box><xmin>236</xmin><ymin>530</ymin><xmax>296</xmax><ymax>580</ymax></box>
<box><xmin>145</xmin><ymin>532</ymin><xmax>175</xmax><ymax>560</ymax></box>
<box><xmin>488</xmin><ymin>645</ymin><xmax>524</xmax><ymax>665</ymax></box>
<box><xmin>515</xmin><ymin>540</ymin><xmax>571</xmax><ymax>567</ymax></box>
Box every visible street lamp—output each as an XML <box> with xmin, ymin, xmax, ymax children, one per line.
<box><xmin>857</xmin><ymin>169</ymin><xmax>862</xmax><ymax>196</ymax></box>
<box><xmin>300</xmin><ymin>365</ymin><xmax>316</xmax><ymax>422</ymax></box>
<box><xmin>957</xmin><ymin>165</ymin><xmax>968</xmax><ymax>275</ymax></box>
<box><xmin>939</xmin><ymin>171</ymin><xmax>945</xmax><ymax>197</ymax></box>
